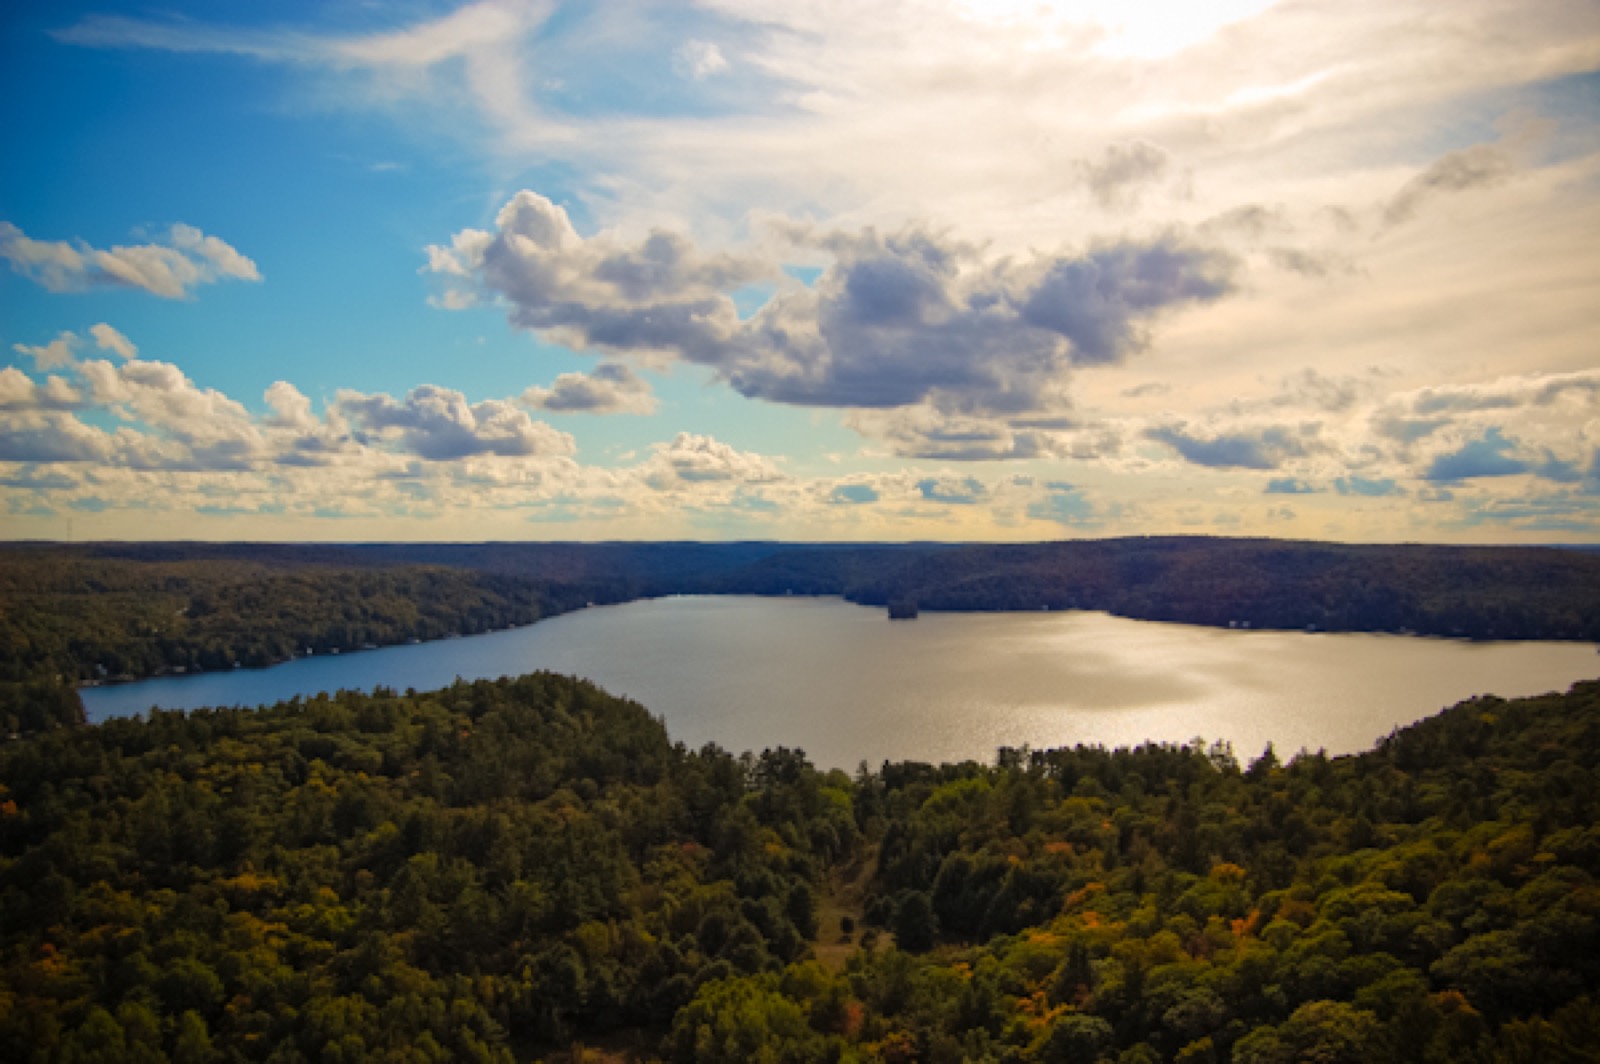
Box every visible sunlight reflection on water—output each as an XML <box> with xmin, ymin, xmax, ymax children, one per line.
<box><xmin>82</xmin><ymin>596</ymin><xmax>1600</xmax><ymax>770</ymax></box>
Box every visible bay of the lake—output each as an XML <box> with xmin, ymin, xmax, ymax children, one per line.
<box><xmin>80</xmin><ymin>596</ymin><xmax>1600</xmax><ymax>770</ymax></box>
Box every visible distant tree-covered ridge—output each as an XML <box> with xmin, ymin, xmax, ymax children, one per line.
<box><xmin>2</xmin><ymin>673</ymin><xmax>1598</xmax><ymax>1061</ymax></box>
<box><xmin>840</xmin><ymin>537</ymin><xmax>1600</xmax><ymax>642</ymax></box>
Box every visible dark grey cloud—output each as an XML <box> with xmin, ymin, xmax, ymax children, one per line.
<box><xmin>433</xmin><ymin>194</ymin><xmax>1239</xmax><ymax>424</ymax></box>
<box><xmin>1017</xmin><ymin>238</ymin><xmax>1235</xmax><ymax>367</ymax></box>
<box><xmin>1383</xmin><ymin>145</ymin><xmax>1513</xmax><ymax>228</ymax></box>
<box><xmin>1077</xmin><ymin>141</ymin><xmax>1170</xmax><ymax>209</ymax></box>
<box><xmin>730</xmin><ymin>229</ymin><xmax>1074</xmax><ymax>413</ymax></box>
<box><xmin>521</xmin><ymin>361</ymin><xmax>657</xmax><ymax>414</ymax></box>
<box><xmin>1147</xmin><ymin>423</ymin><xmax>1316</xmax><ymax>470</ymax></box>
<box><xmin>335</xmin><ymin>384</ymin><xmax>574</xmax><ymax>461</ymax></box>
<box><xmin>837</xmin><ymin>250</ymin><xmax>949</xmax><ymax>326</ymax></box>
<box><xmin>592</xmin><ymin>231</ymin><xmax>760</xmax><ymax>302</ymax></box>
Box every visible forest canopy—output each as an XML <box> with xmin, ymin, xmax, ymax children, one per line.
<box><xmin>2</xmin><ymin>672</ymin><xmax>1598</xmax><ymax>1062</ymax></box>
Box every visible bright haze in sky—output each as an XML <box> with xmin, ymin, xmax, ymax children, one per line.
<box><xmin>2</xmin><ymin>0</ymin><xmax>1597</xmax><ymax>542</ymax></box>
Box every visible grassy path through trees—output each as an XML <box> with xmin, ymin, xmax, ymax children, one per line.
<box><xmin>813</xmin><ymin>842</ymin><xmax>883</xmax><ymax>972</ymax></box>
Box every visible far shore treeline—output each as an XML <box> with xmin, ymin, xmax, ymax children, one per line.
<box><xmin>3</xmin><ymin>536</ymin><xmax>1599</xmax><ymax>736</ymax></box>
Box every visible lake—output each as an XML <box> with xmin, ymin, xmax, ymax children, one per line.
<box><xmin>79</xmin><ymin>596</ymin><xmax>1600</xmax><ymax>770</ymax></box>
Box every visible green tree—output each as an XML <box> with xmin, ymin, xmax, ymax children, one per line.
<box><xmin>1233</xmin><ymin>1000</ymin><xmax>1379</xmax><ymax>1064</ymax></box>
<box><xmin>172</xmin><ymin>1010</ymin><xmax>218</xmax><ymax>1064</ymax></box>
<box><xmin>892</xmin><ymin>891</ymin><xmax>938</xmax><ymax>953</ymax></box>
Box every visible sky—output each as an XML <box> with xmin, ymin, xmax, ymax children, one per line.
<box><xmin>2</xmin><ymin>0</ymin><xmax>1598</xmax><ymax>543</ymax></box>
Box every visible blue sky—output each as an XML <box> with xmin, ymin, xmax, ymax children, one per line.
<box><xmin>3</xmin><ymin>0</ymin><xmax>1598</xmax><ymax>542</ymax></box>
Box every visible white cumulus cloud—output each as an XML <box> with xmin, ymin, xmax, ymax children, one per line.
<box><xmin>0</xmin><ymin>221</ymin><xmax>261</xmax><ymax>298</ymax></box>
<box><xmin>89</xmin><ymin>323</ymin><xmax>138</xmax><ymax>360</ymax></box>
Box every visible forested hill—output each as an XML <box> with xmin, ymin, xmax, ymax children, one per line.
<box><xmin>3</xmin><ymin>537</ymin><xmax>1598</xmax><ymax>733</ymax></box>
<box><xmin>2</xmin><ymin>674</ymin><xmax>1597</xmax><ymax>1062</ymax></box>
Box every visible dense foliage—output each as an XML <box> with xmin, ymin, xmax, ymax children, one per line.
<box><xmin>3</xmin><ymin>673</ymin><xmax>1598</xmax><ymax>1061</ymax></box>
<box><xmin>823</xmin><ymin>681</ymin><xmax>1600</xmax><ymax>1062</ymax></box>
<box><xmin>0</xmin><ymin>550</ymin><xmax>555</xmax><ymax>685</ymax></box>
<box><xmin>0</xmin><ymin>674</ymin><xmax>853</xmax><ymax>1061</ymax></box>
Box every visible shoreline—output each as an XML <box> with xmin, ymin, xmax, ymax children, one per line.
<box><xmin>76</xmin><ymin>591</ymin><xmax>1600</xmax><ymax>695</ymax></box>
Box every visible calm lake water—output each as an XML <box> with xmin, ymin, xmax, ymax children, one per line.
<box><xmin>80</xmin><ymin>596</ymin><xmax>1600</xmax><ymax>770</ymax></box>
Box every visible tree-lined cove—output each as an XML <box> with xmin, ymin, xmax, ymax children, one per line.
<box><xmin>78</xmin><ymin>596</ymin><xmax>1600</xmax><ymax>770</ymax></box>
